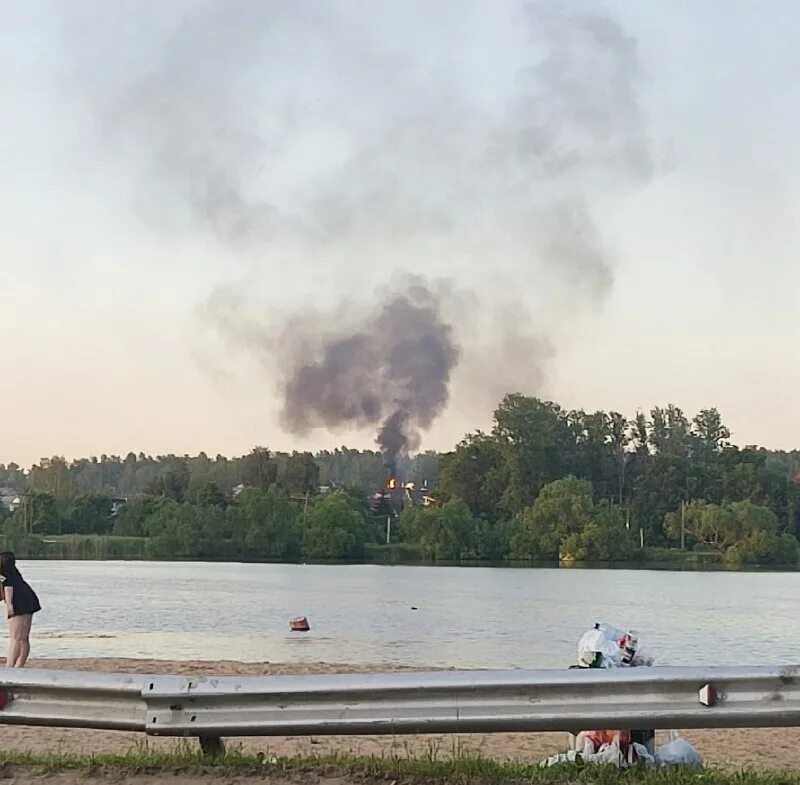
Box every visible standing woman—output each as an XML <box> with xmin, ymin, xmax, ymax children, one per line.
<box><xmin>1</xmin><ymin>552</ymin><xmax>41</xmax><ymax>667</ymax></box>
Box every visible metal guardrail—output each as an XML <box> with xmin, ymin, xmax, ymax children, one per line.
<box><xmin>1</xmin><ymin>665</ymin><xmax>800</xmax><ymax>754</ymax></box>
<box><xmin>0</xmin><ymin>668</ymin><xmax>147</xmax><ymax>731</ymax></box>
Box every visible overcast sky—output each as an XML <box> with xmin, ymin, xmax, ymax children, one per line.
<box><xmin>1</xmin><ymin>0</ymin><xmax>798</xmax><ymax>467</ymax></box>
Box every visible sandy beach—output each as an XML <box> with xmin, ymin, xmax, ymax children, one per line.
<box><xmin>0</xmin><ymin>658</ymin><xmax>790</xmax><ymax>772</ymax></box>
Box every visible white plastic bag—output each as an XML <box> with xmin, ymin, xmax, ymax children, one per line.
<box><xmin>590</xmin><ymin>742</ymin><xmax>625</xmax><ymax>768</ymax></box>
<box><xmin>540</xmin><ymin>750</ymin><xmax>580</xmax><ymax>768</ymax></box>
<box><xmin>656</xmin><ymin>737</ymin><xmax>703</xmax><ymax>767</ymax></box>
<box><xmin>632</xmin><ymin>743</ymin><xmax>656</xmax><ymax>767</ymax></box>
<box><xmin>577</xmin><ymin>623</ymin><xmax>630</xmax><ymax>668</ymax></box>
<box><xmin>554</xmin><ymin>743</ymin><xmax>624</xmax><ymax>768</ymax></box>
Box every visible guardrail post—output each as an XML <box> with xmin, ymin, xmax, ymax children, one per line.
<box><xmin>199</xmin><ymin>735</ymin><xmax>225</xmax><ymax>757</ymax></box>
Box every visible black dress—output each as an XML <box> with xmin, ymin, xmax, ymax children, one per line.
<box><xmin>2</xmin><ymin>567</ymin><xmax>41</xmax><ymax>616</ymax></box>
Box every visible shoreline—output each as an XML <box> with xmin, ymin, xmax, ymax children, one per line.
<box><xmin>15</xmin><ymin>553</ymin><xmax>799</xmax><ymax>573</ymax></box>
<box><xmin>1</xmin><ymin>657</ymin><xmax>794</xmax><ymax>772</ymax></box>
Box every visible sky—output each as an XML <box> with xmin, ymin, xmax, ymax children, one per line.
<box><xmin>1</xmin><ymin>0</ymin><xmax>798</xmax><ymax>467</ymax></box>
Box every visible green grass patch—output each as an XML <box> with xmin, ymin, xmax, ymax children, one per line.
<box><xmin>46</xmin><ymin>534</ymin><xmax>148</xmax><ymax>560</ymax></box>
<box><xmin>0</xmin><ymin>744</ymin><xmax>794</xmax><ymax>784</ymax></box>
<box><xmin>641</xmin><ymin>548</ymin><xmax>725</xmax><ymax>568</ymax></box>
<box><xmin>365</xmin><ymin>542</ymin><xmax>424</xmax><ymax>564</ymax></box>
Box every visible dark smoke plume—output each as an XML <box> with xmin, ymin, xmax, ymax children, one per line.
<box><xmin>59</xmin><ymin>0</ymin><xmax>657</xmax><ymax>450</ymax></box>
<box><xmin>281</xmin><ymin>280</ymin><xmax>459</xmax><ymax>469</ymax></box>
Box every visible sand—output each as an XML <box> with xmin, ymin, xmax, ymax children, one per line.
<box><xmin>0</xmin><ymin>658</ymin><xmax>794</xmax><ymax>772</ymax></box>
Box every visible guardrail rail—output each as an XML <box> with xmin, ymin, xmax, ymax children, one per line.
<box><xmin>1</xmin><ymin>665</ymin><xmax>798</xmax><ymax>755</ymax></box>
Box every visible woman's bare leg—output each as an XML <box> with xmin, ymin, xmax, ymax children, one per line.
<box><xmin>16</xmin><ymin>615</ymin><xmax>32</xmax><ymax>667</ymax></box>
<box><xmin>6</xmin><ymin>616</ymin><xmax>24</xmax><ymax>667</ymax></box>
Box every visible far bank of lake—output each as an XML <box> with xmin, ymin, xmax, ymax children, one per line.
<box><xmin>3</xmin><ymin>532</ymin><xmax>797</xmax><ymax>572</ymax></box>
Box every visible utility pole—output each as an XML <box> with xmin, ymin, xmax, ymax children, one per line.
<box><xmin>680</xmin><ymin>501</ymin><xmax>686</xmax><ymax>550</ymax></box>
<box><xmin>386</xmin><ymin>516</ymin><xmax>391</xmax><ymax>545</ymax></box>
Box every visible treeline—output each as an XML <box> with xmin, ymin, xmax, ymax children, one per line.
<box><xmin>431</xmin><ymin>396</ymin><xmax>799</xmax><ymax>566</ymax></box>
<box><xmin>1</xmin><ymin>486</ymin><xmax>381</xmax><ymax>562</ymax></box>
<box><xmin>1</xmin><ymin>395</ymin><xmax>799</xmax><ymax>567</ymax></box>
<box><xmin>0</xmin><ymin>448</ymin><xmax>439</xmax><ymax>498</ymax></box>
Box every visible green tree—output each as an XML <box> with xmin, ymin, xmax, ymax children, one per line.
<box><xmin>508</xmin><ymin>478</ymin><xmax>636</xmax><ymax>562</ymax></box>
<box><xmin>146</xmin><ymin>459</ymin><xmax>190</xmax><ymax>501</ymax></box>
<box><xmin>113</xmin><ymin>497</ymin><xmax>154</xmax><ymax>537</ymax></box>
<box><xmin>509</xmin><ymin>477</ymin><xmax>594</xmax><ymax>559</ymax></box>
<box><xmin>650</xmin><ymin>405</ymin><xmax>693</xmax><ymax>457</ymax></box>
<box><xmin>0</xmin><ymin>463</ymin><xmax>27</xmax><ymax>490</ymax></box>
<box><xmin>62</xmin><ymin>493</ymin><xmax>114</xmax><ymax>535</ymax></box>
<box><xmin>731</xmin><ymin>530</ymin><xmax>798</xmax><ymax>567</ymax></box>
<box><xmin>630</xmin><ymin>453</ymin><xmax>688</xmax><ymax>547</ymax></box>
<box><xmin>631</xmin><ymin>411</ymin><xmax>650</xmax><ymax>456</ymax></box>
<box><xmin>192</xmin><ymin>481</ymin><xmax>228</xmax><ymax>509</ymax></box>
<box><xmin>608</xmin><ymin>411</ymin><xmax>632</xmax><ymax>504</ymax></box>
<box><xmin>561</xmin><ymin>502</ymin><xmax>636</xmax><ymax>562</ymax></box>
<box><xmin>10</xmin><ymin>492</ymin><xmax>60</xmax><ymax>535</ymax></box>
<box><xmin>665</xmin><ymin>500</ymin><xmax>798</xmax><ymax>566</ymax></box>
<box><xmin>438</xmin><ymin>433</ymin><xmax>506</xmax><ymax>520</ymax></box>
<box><xmin>302</xmin><ymin>491</ymin><xmax>368</xmax><ymax>560</ymax></box>
<box><xmin>719</xmin><ymin>448</ymin><xmax>792</xmax><ymax>526</ymax></box>
<box><xmin>692</xmin><ymin>408</ymin><xmax>731</xmax><ymax>454</ymax></box>
<box><xmin>140</xmin><ymin>498</ymin><xmax>182</xmax><ymax>537</ymax></box>
<box><xmin>29</xmin><ymin>457</ymin><xmax>74</xmax><ymax>498</ymax></box>
<box><xmin>142</xmin><ymin>502</ymin><xmax>229</xmax><ymax>559</ymax></box>
<box><xmin>279</xmin><ymin>452</ymin><xmax>320</xmax><ymax>496</ymax></box>
<box><xmin>314</xmin><ymin>448</ymin><xmax>385</xmax><ymax>492</ymax></box>
<box><xmin>493</xmin><ymin>395</ymin><xmax>573</xmax><ymax>515</ymax></box>
<box><xmin>400</xmin><ymin>499</ymin><xmax>481</xmax><ymax>561</ymax></box>
<box><xmin>241</xmin><ymin>447</ymin><xmax>278</xmax><ymax>492</ymax></box>
<box><xmin>240</xmin><ymin>488</ymin><xmax>300</xmax><ymax>560</ymax></box>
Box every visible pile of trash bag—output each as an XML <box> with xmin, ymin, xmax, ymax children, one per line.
<box><xmin>541</xmin><ymin>730</ymin><xmax>703</xmax><ymax>769</ymax></box>
<box><xmin>540</xmin><ymin>623</ymin><xmax>703</xmax><ymax>769</ymax></box>
<box><xmin>576</xmin><ymin>623</ymin><xmax>653</xmax><ymax>669</ymax></box>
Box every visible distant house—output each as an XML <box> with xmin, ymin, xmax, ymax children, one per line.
<box><xmin>110</xmin><ymin>497</ymin><xmax>127</xmax><ymax>515</ymax></box>
<box><xmin>232</xmin><ymin>483</ymin><xmax>245</xmax><ymax>498</ymax></box>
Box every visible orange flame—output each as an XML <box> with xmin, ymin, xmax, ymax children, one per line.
<box><xmin>387</xmin><ymin>478</ymin><xmax>396</xmax><ymax>490</ymax></box>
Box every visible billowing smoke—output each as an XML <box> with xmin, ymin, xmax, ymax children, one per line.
<box><xmin>58</xmin><ymin>0</ymin><xmax>657</xmax><ymax>452</ymax></box>
<box><xmin>281</xmin><ymin>280</ymin><xmax>459</xmax><ymax>470</ymax></box>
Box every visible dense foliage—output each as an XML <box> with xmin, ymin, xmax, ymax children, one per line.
<box><xmin>1</xmin><ymin>395</ymin><xmax>798</xmax><ymax>566</ymax></box>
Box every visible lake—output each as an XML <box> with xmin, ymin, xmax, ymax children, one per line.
<box><xmin>13</xmin><ymin>560</ymin><xmax>800</xmax><ymax>668</ymax></box>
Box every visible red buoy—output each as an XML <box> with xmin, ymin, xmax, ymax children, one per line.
<box><xmin>290</xmin><ymin>616</ymin><xmax>310</xmax><ymax>632</ymax></box>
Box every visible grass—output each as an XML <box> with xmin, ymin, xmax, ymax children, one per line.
<box><xmin>0</xmin><ymin>744</ymin><xmax>797</xmax><ymax>785</ymax></box>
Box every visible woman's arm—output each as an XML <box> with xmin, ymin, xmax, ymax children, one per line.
<box><xmin>4</xmin><ymin>585</ymin><xmax>14</xmax><ymax>617</ymax></box>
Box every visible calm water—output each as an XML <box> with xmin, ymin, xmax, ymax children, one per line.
<box><xmin>11</xmin><ymin>560</ymin><xmax>800</xmax><ymax>668</ymax></box>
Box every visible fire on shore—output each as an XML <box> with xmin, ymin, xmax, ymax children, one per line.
<box><xmin>369</xmin><ymin>473</ymin><xmax>437</xmax><ymax>518</ymax></box>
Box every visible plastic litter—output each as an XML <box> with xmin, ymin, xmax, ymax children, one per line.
<box><xmin>541</xmin><ymin>623</ymin><xmax>701</xmax><ymax>770</ymax></box>
<box><xmin>576</xmin><ymin>623</ymin><xmax>653</xmax><ymax>669</ymax></box>
<box><xmin>542</xmin><ymin>733</ymin><xmax>702</xmax><ymax>770</ymax></box>
<box><xmin>656</xmin><ymin>736</ymin><xmax>703</xmax><ymax>767</ymax></box>
<box><xmin>541</xmin><ymin>743</ymin><xmax>625</xmax><ymax>769</ymax></box>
